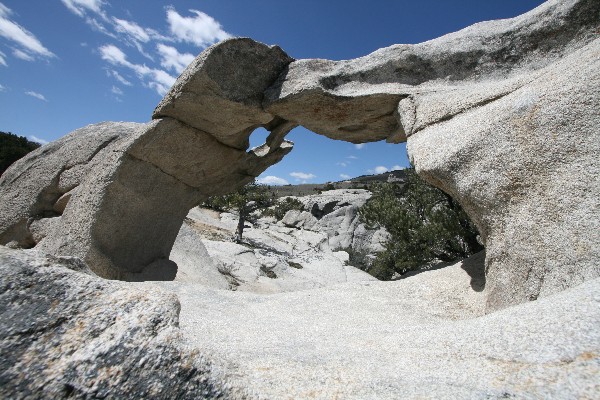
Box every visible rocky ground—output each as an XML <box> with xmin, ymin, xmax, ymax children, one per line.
<box><xmin>170</xmin><ymin>189</ymin><xmax>383</xmax><ymax>293</ymax></box>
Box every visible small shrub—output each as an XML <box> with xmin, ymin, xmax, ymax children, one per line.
<box><xmin>360</xmin><ymin>166</ymin><xmax>483</xmax><ymax>279</ymax></box>
<box><xmin>263</xmin><ymin>197</ymin><xmax>304</xmax><ymax>220</ymax></box>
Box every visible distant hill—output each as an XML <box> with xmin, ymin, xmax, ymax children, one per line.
<box><xmin>266</xmin><ymin>169</ymin><xmax>407</xmax><ymax>197</ymax></box>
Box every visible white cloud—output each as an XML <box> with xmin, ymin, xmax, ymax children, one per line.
<box><xmin>61</xmin><ymin>0</ymin><xmax>107</xmax><ymax>20</ymax></box>
<box><xmin>106</xmin><ymin>69</ymin><xmax>132</xmax><ymax>86</ymax></box>
<box><xmin>157</xmin><ymin>44</ymin><xmax>194</xmax><ymax>73</ymax></box>
<box><xmin>12</xmin><ymin>48</ymin><xmax>34</xmax><ymax>61</ymax></box>
<box><xmin>290</xmin><ymin>172</ymin><xmax>316</xmax><ymax>181</ymax></box>
<box><xmin>340</xmin><ymin>174</ymin><xmax>351</xmax><ymax>180</ymax></box>
<box><xmin>354</xmin><ymin>143</ymin><xmax>365</xmax><ymax>150</ymax></box>
<box><xmin>166</xmin><ymin>7</ymin><xmax>231</xmax><ymax>47</ymax></box>
<box><xmin>111</xmin><ymin>85</ymin><xmax>123</xmax><ymax>95</ymax></box>
<box><xmin>347</xmin><ymin>155</ymin><xmax>358</xmax><ymax>160</ymax></box>
<box><xmin>99</xmin><ymin>44</ymin><xmax>176</xmax><ymax>95</ymax></box>
<box><xmin>391</xmin><ymin>165</ymin><xmax>405</xmax><ymax>171</ymax></box>
<box><xmin>113</xmin><ymin>18</ymin><xmax>151</xmax><ymax>43</ymax></box>
<box><xmin>29</xmin><ymin>135</ymin><xmax>48</xmax><ymax>145</ymax></box>
<box><xmin>367</xmin><ymin>166</ymin><xmax>388</xmax><ymax>174</ymax></box>
<box><xmin>0</xmin><ymin>83</ymin><xmax>5</xmax><ymax>91</ymax></box>
<box><xmin>0</xmin><ymin>49</ymin><xmax>6</xmax><ymax>66</ymax></box>
<box><xmin>258</xmin><ymin>175</ymin><xmax>289</xmax><ymax>186</ymax></box>
<box><xmin>113</xmin><ymin>17</ymin><xmax>166</xmax><ymax>43</ymax></box>
<box><xmin>84</xmin><ymin>17</ymin><xmax>116</xmax><ymax>38</ymax></box>
<box><xmin>337</xmin><ymin>161</ymin><xmax>348</xmax><ymax>167</ymax></box>
<box><xmin>100</xmin><ymin>44</ymin><xmax>128</xmax><ymax>65</ymax></box>
<box><xmin>25</xmin><ymin>91</ymin><xmax>47</xmax><ymax>101</ymax></box>
<box><xmin>0</xmin><ymin>4</ymin><xmax>55</xmax><ymax>60</ymax></box>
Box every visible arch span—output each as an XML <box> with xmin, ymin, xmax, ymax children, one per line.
<box><xmin>0</xmin><ymin>0</ymin><xmax>598</xmax><ymax>311</ymax></box>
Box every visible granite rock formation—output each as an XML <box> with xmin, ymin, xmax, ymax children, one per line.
<box><xmin>0</xmin><ymin>0</ymin><xmax>599</xmax><ymax>397</ymax></box>
<box><xmin>0</xmin><ymin>0</ymin><xmax>596</xmax><ymax>309</ymax></box>
<box><xmin>0</xmin><ymin>41</ymin><xmax>294</xmax><ymax>281</ymax></box>
<box><xmin>173</xmin><ymin>204</ymin><xmax>376</xmax><ymax>293</ymax></box>
<box><xmin>263</xmin><ymin>0</ymin><xmax>600</xmax><ymax>310</ymax></box>
<box><xmin>0</xmin><ymin>246</ymin><xmax>229</xmax><ymax>399</ymax></box>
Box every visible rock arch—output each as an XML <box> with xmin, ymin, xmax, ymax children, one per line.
<box><xmin>0</xmin><ymin>0</ymin><xmax>598</xmax><ymax>311</ymax></box>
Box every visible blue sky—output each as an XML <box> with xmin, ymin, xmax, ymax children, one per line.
<box><xmin>0</xmin><ymin>0</ymin><xmax>545</xmax><ymax>184</ymax></box>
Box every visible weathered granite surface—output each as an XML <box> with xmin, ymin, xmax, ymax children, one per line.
<box><xmin>160</xmin><ymin>251</ymin><xmax>600</xmax><ymax>399</ymax></box>
<box><xmin>0</xmin><ymin>246</ymin><xmax>229</xmax><ymax>399</ymax></box>
<box><xmin>1</xmin><ymin>0</ymin><xmax>596</xmax><ymax>309</ymax></box>
<box><xmin>263</xmin><ymin>0</ymin><xmax>600</xmax><ymax>310</ymax></box>
<box><xmin>0</xmin><ymin>1</ymin><xmax>599</xmax><ymax>397</ymax></box>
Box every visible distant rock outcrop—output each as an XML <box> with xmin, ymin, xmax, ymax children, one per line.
<box><xmin>280</xmin><ymin>189</ymin><xmax>388</xmax><ymax>266</ymax></box>
<box><xmin>172</xmin><ymin>205</ymin><xmax>376</xmax><ymax>293</ymax></box>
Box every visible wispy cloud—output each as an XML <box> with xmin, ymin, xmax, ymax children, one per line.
<box><xmin>61</xmin><ymin>0</ymin><xmax>108</xmax><ymax>20</ymax></box>
<box><xmin>157</xmin><ymin>44</ymin><xmax>194</xmax><ymax>74</ymax></box>
<box><xmin>62</xmin><ymin>2</ymin><xmax>228</xmax><ymax>96</ymax></box>
<box><xmin>354</xmin><ymin>143</ymin><xmax>365</xmax><ymax>150</ymax></box>
<box><xmin>84</xmin><ymin>16</ymin><xmax>115</xmax><ymax>38</ymax></box>
<box><xmin>166</xmin><ymin>7</ymin><xmax>230</xmax><ymax>47</ymax></box>
<box><xmin>0</xmin><ymin>49</ymin><xmax>6</xmax><ymax>66</ymax></box>
<box><xmin>113</xmin><ymin>17</ymin><xmax>151</xmax><ymax>43</ymax></box>
<box><xmin>391</xmin><ymin>165</ymin><xmax>404</xmax><ymax>171</ymax></box>
<box><xmin>0</xmin><ymin>3</ymin><xmax>55</xmax><ymax>61</ymax></box>
<box><xmin>106</xmin><ymin>69</ymin><xmax>132</xmax><ymax>86</ymax></box>
<box><xmin>100</xmin><ymin>44</ymin><xmax>176</xmax><ymax>95</ymax></box>
<box><xmin>347</xmin><ymin>155</ymin><xmax>358</xmax><ymax>160</ymax></box>
<box><xmin>340</xmin><ymin>174</ymin><xmax>351</xmax><ymax>180</ymax></box>
<box><xmin>25</xmin><ymin>90</ymin><xmax>47</xmax><ymax>101</ymax></box>
<box><xmin>111</xmin><ymin>85</ymin><xmax>123</xmax><ymax>95</ymax></box>
<box><xmin>29</xmin><ymin>135</ymin><xmax>48</xmax><ymax>145</ymax></box>
<box><xmin>337</xmin><ymin>161</ymin><xmax>348</xmax><ymax>167</ymax></box>
<box><xmin>258</xmin><ymin>175</ymin><xmax>289</xmax><ymax>186</ymax></box>
<box><xmin>0</xmin><ymin>83</ymin><xmax>5</xmax><ymax>91</ymax></box>
<box><xmin>12</xmin><ymin>48</ymin><xmax>34</xmax><ymax>61</ymax></box>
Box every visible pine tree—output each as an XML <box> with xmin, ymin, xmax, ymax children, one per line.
<box><xmin>0</xmin><ymin>131</ymin><xmax>41</xmax><ymax>176</ymax></box>
<box><xmin>203</xmin><ymin>183</ymin><xmax>275</xmax><ymax>243</ymax></box>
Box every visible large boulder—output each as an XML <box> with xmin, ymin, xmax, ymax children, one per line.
<box><xmin>0</xmin><ymin>246</ymin><xmax>229</xmax><ymax>399</ymax></box>
<box><xmin>0</xmin><ymin>40</ymin><xmax>295</xmax><ymax>280</ymax></box>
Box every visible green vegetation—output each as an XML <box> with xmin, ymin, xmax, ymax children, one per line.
<box><xmin>360</xmin><ymin>166</ymin><xmax>483</xmax><ymax>280</ymax></box>
<box><xmin>0</xmin><ymin>131</ymin><xmax>41</xmax><ymax>176</ymax></box>
<box><xmin>263</xmin><ymin>197</ymin><xmax>304</xmax><ymax>220</ymax></box>
<box><xmin>322</xmin><ymin>182</ymin><xmax>336</xmax><ymax>191</ymax></box>
<box><xmin>202</xmin><ymin>182</ymin><xmax>275</xmax><ymax>242</ymax></box>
